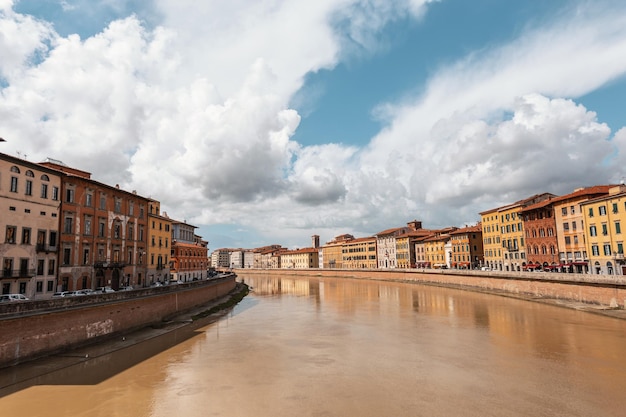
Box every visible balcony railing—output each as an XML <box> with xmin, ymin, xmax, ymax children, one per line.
<box><xmin>36</xmin><ymin>244</ymin><xmax>58</xmax><ymax>253</ymax></box>
<box><xmin>1</xmin><ymin>269</ymin><xmax>36</xmax><ymax>279</ymax></box>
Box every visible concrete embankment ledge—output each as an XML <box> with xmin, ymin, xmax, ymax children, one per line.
<box><xmin>236</xmin><ymin>268</ymin><xmax>626</xmax><ymax>321</ymax></box>
<box><xmin>0</xmin><ymin>274</ymin><xmax>241</xmax><ymax>369</ymax></box>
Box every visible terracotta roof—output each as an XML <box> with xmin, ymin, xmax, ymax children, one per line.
<box><xmin>449</xmin><ymin>224</ymin><xmax>482</xmax><ymax>235</ymax></box>
<box><xmin>548</xmin><ymin>185</ymin><xmax>614</xmax><ymax>204</ymax></box>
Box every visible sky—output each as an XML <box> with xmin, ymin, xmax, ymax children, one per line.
<box><xmin>2</xmin><ymin>0</ymin><xmax>626</xmax><ymax>252</ymax></box>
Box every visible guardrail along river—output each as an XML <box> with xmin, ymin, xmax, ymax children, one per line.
<box><xmin>1</xmin><ymin>273</ymin><xmax>626</xmax><ymax>417</ymax></box>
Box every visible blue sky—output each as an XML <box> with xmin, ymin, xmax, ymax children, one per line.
<box><xmin>2</xmin><ymin>0</ymin><xmax>626</xmax><ymax>252</ymax></box>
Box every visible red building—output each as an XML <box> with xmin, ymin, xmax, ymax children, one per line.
<box><xmin>40</xmin><ymin>159</ymin><xmax>149</xmax><ymax>291</ymax></box>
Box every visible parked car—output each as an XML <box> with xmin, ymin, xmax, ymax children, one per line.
<box><xmin>52</xmin><ymin>291</ymin><xmax>72</xmax><ymax>297</ymax></box>
<box><xmin>118</xmin><ymin>286</ymin><xmax>134</xmax><ymax>291</ymax></box>
<box><xmin>0</xmin><ymin>294</ymin><xmax>29</xmax><ymax>302</ymax></box>
<box><xmin>96</xmin><ymin>286</ymin><xmax>115</xmax><ymax>293</ymax></box>
<box><xmin>150</xmin><ymin>282</ymin><xmax>163</xmax><ymax>287</ymax></box>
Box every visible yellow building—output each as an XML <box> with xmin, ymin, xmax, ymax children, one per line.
<box><xmin>424</xmin><ymin>234</ymin><xmax>449</xmax><ymax>268</ymax></box>
<box><xmin>480</xmin><ymin>193</ymin><xmax>554</xmax><ymax>271</ymax></box>
<box><xmin>146</xmin><ymin>199</ymin><xmax>172</xmax><ymax>285</ymax></box>
<box><xmin>580</xmin><ymin>185</ymin><xmax>626</xmax><ymax>275</ymax></box>
<box><xmin>342</xmin><ymin>236</ymin><xmax>377</xmax><ymax>269</ymax></box>
<box><xmin>480</xmin><ymin>208</ymin><xmax>501</xmax><ymax>270</ymax></box>
<box><xmin>321</xmin><ymin>234</ymin><xmax>353</xmax><ymax>269</ymax></box>
<box><xmin>551</xmin><ymin>185</ymin><xmax>611</xmax><ymax>274</ymax></box>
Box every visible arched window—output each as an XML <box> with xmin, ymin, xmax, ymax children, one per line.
<box><xmin>25</xmin><ymin>170</ymin><xmax>34</xmax><ymax>177</ymax></box>
<box><xmin>10</xmin><ymin>166</ymin><xmax>20</xmax><ymax>173</ymax></box>
<box><xmin>41</xmin><ymin>174</ymin><xmax>49</xmax><ymax>181</ymax></box>
<box><xmin>541</xmin><ymin>245</ymin><xmax>547</xmax><ymax>255</ymax></box>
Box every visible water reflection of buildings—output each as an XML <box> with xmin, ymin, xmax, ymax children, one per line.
<box><xmin>242</xmin><ymin>273</ymin><xmax>626</xmax><ymax>378</ymax></box>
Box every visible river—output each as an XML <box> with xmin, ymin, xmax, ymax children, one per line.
<box><xmin>1</xmin><ymin>273</ymin><xmax>626</xmax><ymax>417</ymax></box>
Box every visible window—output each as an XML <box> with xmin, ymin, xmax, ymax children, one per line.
<box><xmin>564</xmin><ymin>236</ymin><xmax>571</xmax><ymax>244</ymax></box>
<box><xmin>22</xmin><ymin>227</ymin><xmax>31</xmax><ymax>244</ymax></box>
<box><xmin>129</xmin><ymin>202</ymin><xmax>134</xmax><ymax>216</ymax></box>
<box><xmin>574</xmin><ymin>236</ymin><xmax>579</xmax><ymax>244</ymax></box>
<box><xmin>603</xmin><ymin>244</ymin><xmax>612</xmax><ymax>256</ymax></box>
<box><xmin>10</xmin><ymin>176</ymin><xmax>18</xmax><ymax>192</ymax></box>
<box><xmin>84</xmin><ymin>217</ymin><xmax>92</xmax><ymax>235</ymax></box>
<box><xmin>49</xmin><ymin>231</ymin><xmax>57</xmax><ymax>248</ymax></box>
<box><xmin>613</xmin><ymin>203</ymin><xmax>618</xmax><ymax>214</ymax></box>
<box><xmin>588</xmin><ymin>207</ymin><xmax>594</xmax><ymax>217</ymax></box>
<box><xmin>572</xmin><ymin>222</ymin><xmax>577</xmax><ymax>231</ymax></box>
<box><xmin>599</xmin><ymin>206</ymin><xmax>607</xmax><ymax>216</ymax></box>
<box><xmin>590</xmin><ymin>225</ymin><xmax>597</xmax><ymax>237</ymax></box>
<box><xmin>37</xmin><ymin>230</ymin><xmax>46</xmax><ymax>248</ymax></box>
<box><xmin>63</xmin><ymin>247</ymin><xmax>71</xmax><ymax>265</ymax></box>
<box><xmin>83</xmin><ymin>248</ymin><xmax>90</xmax><ymax>265</ymax></box>
<box><xmin>65</xmin><ymin>188</ymin><xmax>74</xmax><ymax>203</ymax></box>
<box><xmin>37</xmin><ymin>259</ymin><xmax>45</xmax><ymax>275</ymax></box>
<box><xmin>592</xmin><ymin>245</ymin><xmax>599</xmax><ymax>256</ymax></box>
<box><xmin>47</xmin><ymin>259</ymin><xmax>55</xmax><ymax>275</ymax></box>
<box><xmin>128</xmin><ymin>223</ymin><xmax>134</xmax><ymax>240</ymax></box>
<box><xmin>86</xmin><ymin>192</ymin><xmax>93</xmax><ymax>207</ymax></box>
<box><xmin>41</xmin><ymin>183</ymin><xmax>48</xmax><ymax>198</ymax></box>
<box><xmin>139</xmin><ymin>225</ymin><xmax>144</xmax><ymax>241</ymax></box>
<box><xmin>602</xmin><ymin>224</ymin><xmax>608</xmax><ymax>236</ymax></box>
<box><xmin>618</xmin><ymin>243</ymin><xmax>624</xmax><ymax>254</ymax></box>
<box><xmin>100</xmin><ymin>194</ymin><xmax>106</xmax><ymax>210</ymax></box>
<box><xmin>571</xmin><ymin>206</ymin><xmax>575</xmax><ymax>214</ymax></box>
<box><xmin>114</xmin><ymin>223</ymin><xmax>121</xmax><ymax>239</ymax></box>
<box><xmin>25</xmin><ymin>180</ymin><xmax>32</xmax><ymax>196</ymax></box>
<box><xmin>561</xmin><ymin>207</ymin><xmax>567</xmax><ymax>216</ymax></box>
<box><xmin>616</xmin><ymin>222</ymin><xmax>622</xmax><ymax>234</ymax></box>
<box><xmin>52</xmin><ymin>186</ymin><xmax>59</xmax><ymax>200</ymax></box>
<box><xmin>47</xmin><ymin>281</ymin><xmax>54</xmax><ymax>291</ymax></box>
<box><xmin>98</xmin><ymin>219</ymin><xmax>106</xmax><ymax>237</ymax></box>
<box><xmin>5</xmin><ymin>226</ymin><xmax>17</xmax><ymax>243</ymax></box>
<box><xmin>114</xmin><ymin>198</ymin><xmax>121</xmax><ymax>213</ymax></box>
<box><xmin>64</xmin><ymin>216</ymin><xmax>73</xmax><ymax>234</ymax></box>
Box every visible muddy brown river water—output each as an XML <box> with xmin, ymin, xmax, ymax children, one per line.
<box><xmin>1</xmin><ymin>274</ymin><xmax>626</xmax><ymax>416</ymax></box>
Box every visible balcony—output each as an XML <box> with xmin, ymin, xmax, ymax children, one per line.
<box><xmin>36</xmin><ymin>244</ymin><xmax>58</xmax><ymax>253</ymax></box>
<box><xmin>1</xmin><ymin>269</ymin><xmax>36</xmax><ymax>279</ymax></box>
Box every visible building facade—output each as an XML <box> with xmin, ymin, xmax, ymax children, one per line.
<box><xmin>40</xmin><ymin>159</ymin><xmax>149</xmax><ymax>291</ymax></box>
<box><xmin>1</xmin><ymin>154</ymin><xmax>62</xmax><ymax>298</ymax></box>
<box><xmin>581</xmin><ymin>185</ymin><xmax>626</xmax><ymax>275</ymax></box>
<box><xmin>146</xmin><ymin>199</ymin><xmax>172</xmax><ymax>286</ymax></box>
<box><xmin>449</xmin><ymin>224</ymin><xmax>483</xmax><ymax>269</ymax></box>
<box><xmin>552</xmin><ymin>186</ymin><xmax>612</xmax><ymax>274</ymax></box>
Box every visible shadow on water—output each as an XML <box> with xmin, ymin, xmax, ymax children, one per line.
<box><xmin>0</xmin><ymin>292</ymin><xmax>257</xmax><ymax>398</ymax></box>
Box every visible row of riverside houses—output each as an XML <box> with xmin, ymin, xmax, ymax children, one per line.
<box><xmin>1</xmin><ymin>151</ymin><xmax>209</xmax><ymax>299</ymax></box>
<box><xmin>211</xmin><ymin>184</ymin><xmax>626</xmax><ymax>277</ymax></box>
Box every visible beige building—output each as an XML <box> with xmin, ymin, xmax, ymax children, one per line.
<box><xmin>1</xmin><ymin>153</ymin><xmax>62</xmax><ymax>298</ymax></box>
<box><xmin>280</xmin><ymin>247</ymin><xmax>319</xmax><ymax>269</ymax></box>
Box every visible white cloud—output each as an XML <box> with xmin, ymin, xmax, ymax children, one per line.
<box><xmin>2</xmin><ymin>1</ymin><xmax>626</xmax><ymax>249</ymax></box>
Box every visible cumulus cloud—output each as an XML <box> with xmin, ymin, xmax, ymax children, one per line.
<box><xmin>2</xmin><ymin>1</ymin><xmax>626</xmax><ymax>249</ymax></box>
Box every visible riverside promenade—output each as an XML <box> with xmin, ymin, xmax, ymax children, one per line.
<box><xmin>236</xmin><ymin>268</ymin><xmax>626</xmax><ymax>320</ymax></box>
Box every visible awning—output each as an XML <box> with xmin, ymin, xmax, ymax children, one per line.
<box><xmin>572</xmin><ymin>261</ymin><xmax>588</xmax><ymax>266</ymax></box>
